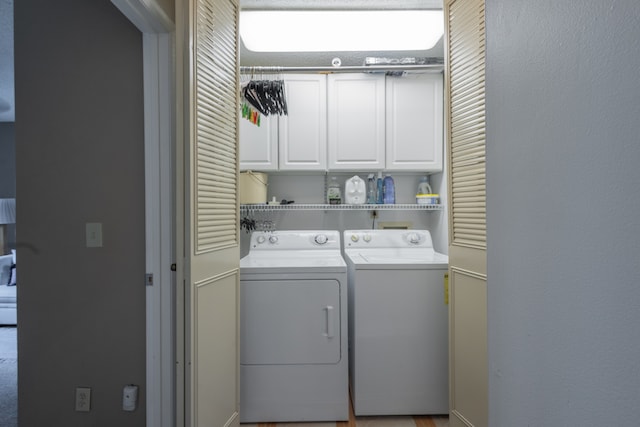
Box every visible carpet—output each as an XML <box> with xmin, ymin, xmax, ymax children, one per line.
<box><xmin>0</xmin><ymin>326</ymin><xmax>17</xmax><ymax>427</ymax></box>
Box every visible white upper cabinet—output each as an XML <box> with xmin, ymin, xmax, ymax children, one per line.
<box><xmin>278</xmin><ymin>75</ymin><xmax>327</xmax><ymax>170</ymax></box>
<box><xmin>327</xmin><ymin>74</ymin><xmax>386</xmax><ymax>170</ymax></box>
<box><xmin>239</xmin><ymin>113</ymin><xmax>278</xmax><ymax>171</ymax></box>
<box><xmin>385</xmin><ymin>73</ymin><xmax>443</xmax><ymax>171</ymax></box>
<box><xmin>240</xmin><ymin>72</ymin><xmax>444</xmax><ymax>173</ymax></box>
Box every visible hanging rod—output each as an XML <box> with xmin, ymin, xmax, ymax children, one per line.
<box><xmin>240</xmin><ymin>64</ymin><xmax>443</xmax><ymax>74</ymax></box>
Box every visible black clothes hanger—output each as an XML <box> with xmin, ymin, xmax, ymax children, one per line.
<box><xmin>242</xmin><ymin>79</ymin><xmax>288</xmax><ymax>116</ymax></box>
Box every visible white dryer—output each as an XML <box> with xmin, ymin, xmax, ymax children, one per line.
<box><xmin>344</xmin><ymin>229</ymin><xmax>449</xmax><ymax>416</ymax></box>
<box><xmin>239</xmin><ymin>230</ymin><xmax>349</xmax><ymax>423</ymax></box>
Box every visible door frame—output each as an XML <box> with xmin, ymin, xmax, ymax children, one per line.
<box><xmin>110</xmin><ymin>1</ymin><xmax>176</xmax><ymax>426</ymax></box>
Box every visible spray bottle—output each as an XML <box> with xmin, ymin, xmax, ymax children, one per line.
<box><xmin>367</xmin><ymin>174</ymin><xmax>376</xmax><ymax>204</ymax></box>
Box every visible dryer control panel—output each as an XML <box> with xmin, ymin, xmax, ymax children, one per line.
<box><xmin>249</xmin><ymin>230</ymin><xmax>341</xmax><ymax>250</ymax></box>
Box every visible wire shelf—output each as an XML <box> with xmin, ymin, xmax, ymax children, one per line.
<box><xmin>240</xmin><ymin>203</ymin><xmax>444</xmax><ymax>212</ymax></box>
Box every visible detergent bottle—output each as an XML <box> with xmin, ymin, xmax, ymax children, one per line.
<box><xmin>383</xmin><ymin>175</ymin><xmax>395</xmax><ymax>204</ymax></box>
<box><xmin>417</xmin><ymin>176</ymin><xmax>432</xmax><ymax>195</ymax></box>
<box><xmin>327</xmin><ymin>177</ymin><xmax>342</xmax><ymax>204</ymax></box>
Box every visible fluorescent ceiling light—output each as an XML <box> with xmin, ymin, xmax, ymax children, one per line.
<box><xmin>240</xmin><ymin>10</ymin><xmax>444</xmax><ymax>52</ymax></box>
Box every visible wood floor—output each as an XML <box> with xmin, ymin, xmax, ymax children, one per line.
<box><xmin>241</xmin><ymin>395</ymin><xmax>449</xmax><ymax>427</ymax></box>
<box><xmin>241</xmin><ymin>417</ymin><xmax>449</xmax><ymax>427</ymax></box>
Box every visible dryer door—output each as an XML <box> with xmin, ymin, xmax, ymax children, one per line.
<box><xmin>241</xmin><ymin>279</ymin><xmax>341</xmax><ymax>365</ymax></box>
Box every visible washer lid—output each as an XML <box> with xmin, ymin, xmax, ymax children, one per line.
<box><xmin>345</xmin><ymin>249</ymin><xmax>448</xmax><ymax>269</ymax></box>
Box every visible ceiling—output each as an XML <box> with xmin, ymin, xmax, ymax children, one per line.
<box><xmin>0</xmin><ymin>0</ymin><xmax>443</xmax><ymax>123</ymax></box>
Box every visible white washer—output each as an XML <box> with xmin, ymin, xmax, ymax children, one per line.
<box><xmin>239</xmin><ymin>230</ymin><xmax>349</xmax><ymax>423</ymax></box>
<box><xmin>344</xmin><ymin>229</ymin><xmax>449</xmax><ymax>416</ymax></box>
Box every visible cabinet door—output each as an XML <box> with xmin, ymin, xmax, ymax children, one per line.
<box><xmin>239</xmin><ymin>113</ymin><xmax>278</xmax><ymax>171</ymax></box>
<box><xmin>328</xmin><ymin>74</ymin><xmax>385</xmax><ymax>170</ymax></box>
<box><xmin>278</xmin><ymin>75</ymin><xmax>327</xmax><ymax>170</ymax></box>
<box><xmin>386</xmin><ymin>73</ymin><xmax>443</xmax><ymax>171</ymax></box>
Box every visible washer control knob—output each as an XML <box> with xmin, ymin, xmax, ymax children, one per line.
<box><xmin>363</xmin><ymin>234</ymin><xmax>372</xmax><ymax>243</ymax></box>
<box><xmin>408</xmin><ymin>233</ymin><xmax>421</xmax><ymax>244</ymax></box>
<box><xmin>350</xmin><ymin>234</ymin><xmax>359</xmax><ymax>242</ymax></box>
<box><xmin>314</xmin><ymin>234</ymin><xmax>328</xmax><ymax>245</ymax></box>
<box><xmin>256</xmin><ymin>235</ymin><xmax>266</xmax><ymax>244</ymax></box>
<box><xmin>268</xmin><ymin>235</ymin><xmax>279</xmax><ymax>244</ymax></box>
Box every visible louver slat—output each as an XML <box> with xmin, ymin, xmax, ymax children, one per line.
<box><xmin>448</xmin><ymin>0</ymin><xmax>486</xmax><ymax>248</ymax></box>
<box><xmin>195</xmin><ymin>0</ymin><xmax>238</xmax><ymax>252</ymax></box>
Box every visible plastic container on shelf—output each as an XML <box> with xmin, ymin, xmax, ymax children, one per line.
<box><xmin>367</xmin><ymin>174</ymin><xmax>376</xmax><ymax>204</ymax></box>
<box><xmin>239</xmin><ymin>171</ymin><xmax>268</xmax><ymax>204</ymax></box>
<box><xmin>345</xmin><ymin>175</ymin><xmax>366</xmax><ymax>205</ymax></box>
<box><xmin>327</xmin><ymin>176</ymin><xmax>342</xmax><ymax>205</ymax></box>
<box><xmin>376</xmin><ymin>172</ymin><xmax>384</xmax><ymax>204</ymax></box>
<box><xmin>416</xmin><ymin>194</ymin><xmax>439</xmax><ymax>205</ymax></box>
<box><xmin>383</xmin><ymin>175</ymin><xmax>395</xmax><ymax>204</ymax></box>
<box><xmin>417</xmin><ymin>176</ymin><xmax>432</xmax><ymax>195</ymax></box>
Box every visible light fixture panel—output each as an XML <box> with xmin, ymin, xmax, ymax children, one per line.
<box><xmin>240</xmin><ymin>10</ymin><xmax>444</xmax><ymax>52</ymax></box>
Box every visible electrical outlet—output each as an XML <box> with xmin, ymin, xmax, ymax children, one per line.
<box><xmin>122</xmin><ymin>384</ymin><xmax>139</xmax><ymax>411</ymax></box>
<box><xmin>75</xmin><ymin>387</ymin><xmax>91</xmax><ymax>412</ymax></box>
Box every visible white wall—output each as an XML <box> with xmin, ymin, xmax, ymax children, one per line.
<box><xmin>486</xmin><ymin>1</ymin><xmax>640</xmax><ymax>425</ymax></box>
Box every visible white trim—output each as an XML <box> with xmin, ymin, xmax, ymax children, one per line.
<box><xmin>143</xmin><ymin>32</ymin><xmax>175</xmax><ymax>427</ymax></box>
<box><xmin>111</xmin><ymin>1</ymin><xmax>176</xmax><ymax>426</ymax></box>
<box><xmin>111</xmin><ymin>0</ymin><xmax>174</xmax><ymax>33</ymax></box>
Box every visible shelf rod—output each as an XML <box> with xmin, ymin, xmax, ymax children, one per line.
<box><xmin>239</xmin><ymin>64</ymin><xmax>444</xmax><ymax>74</ymax></box>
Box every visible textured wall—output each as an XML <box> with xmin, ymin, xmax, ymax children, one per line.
<box><xmin>0</xmin><ymin>122</ymin><xmax>15</xmax><ymax>198</ymax></box>
<box><xmin>14</xmin><ymin>0</ymin><xmax>146</xmax><ymax>425</ymax></box>
<box><xmin>486</xmin><ymin>1</ymin><xmax>640</xmax><ymax>425</ymax></box>
<box><xmin>0</xmin><ymin>122</ymin><xmax>16</xmax><ymax>250</ymax></box>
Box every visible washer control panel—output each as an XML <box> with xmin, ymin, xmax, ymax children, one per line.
<box><xmin>344</xmin><ymin>230</ymin><xmax>434</xmax><ymax>249</ymax></box>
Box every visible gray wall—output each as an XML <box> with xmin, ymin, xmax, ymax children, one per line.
<box><xmin>14</xmin><ymin>1</ymin><xmax>146</xmax><ymax>425</ymax></box>
<box><xmin>0</xmin><ymin>122</ymin><xmax>15</xmax><ymax>197</ymax></box>
<box><xmin>486</xmin><ymin>1</ymin><xmax>640</xmax><ymax>425</ymax></box>
<box><xmin>0</xmin><ymin>122</ymin><xmax>16</xmax><ymax>249</ymax></box>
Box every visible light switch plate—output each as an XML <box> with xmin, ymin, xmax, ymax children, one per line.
<box><xmin>75</xmin><ymin>387</ymin><xmax>91</xmax><ymax>412</ymax></box>
<box><xmin>86</xmin><ymin>223</ymin><xmax>103</xmax><ymax>248</ymax></box>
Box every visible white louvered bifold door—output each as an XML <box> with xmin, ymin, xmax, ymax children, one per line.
<box><xmin>445</xmin><ymin>0</ymin><xmax>488</xmax><ymax>427</ymax></box>
<box><xmin>179</xmin><ymin>0</ymin><xmax>241</xmax><ymax>425</ymax></box>
<box><xmin>195</xmin><ymin>0</ymin><xmax>239</xmax><ymax>251</ymax></box>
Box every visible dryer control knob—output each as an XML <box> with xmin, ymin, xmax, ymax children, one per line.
<box><xmin>315</xmin><ymin>234</ymin><xmax>328</xmax><ymax>245</ymax></box>
<box><xmin>256</xmin><ymin>235</ymin><xmax>266</xmax><ymax>244</ymax></box>
<box><xmin>268</xmin><ymin>235</ymin><xmax>279</xmax><ymax>244</ymax></box>
<box><xmin>363</xmin><ymin>234</ymin><xmax>372</xmax><ymax>242</ymax></box>
<box><xmin>350</xmin><ymin>234</ymin><xmax>359</xmax><ymax>242</ymax></box>
<box><xmin>408</xmin><ymin>233</ymin><xmax>421</xmax><ymax>244</ymax></box>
